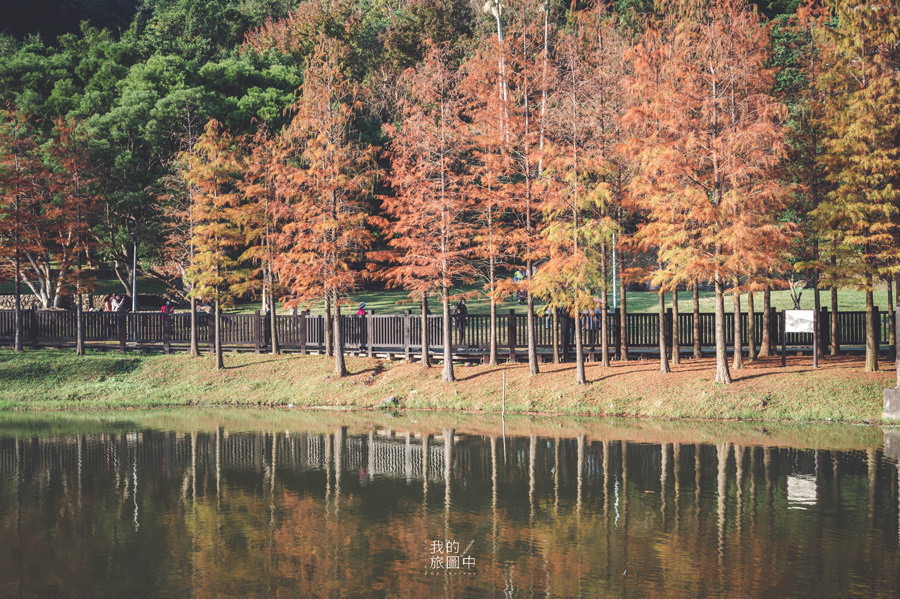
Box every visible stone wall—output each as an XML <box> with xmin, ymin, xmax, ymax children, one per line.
<box><xmin>0</xmin><ymin>294</ymin><xmax>106</xmax><ymax>311</ymax></box>
<box><xmin>0</xmin><ymin>295</ymin><xmax>43</xmax><ymax>310</ymax></box>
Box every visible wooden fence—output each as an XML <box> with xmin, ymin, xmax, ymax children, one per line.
<box><xmin>0</xmin><ymin>307</ymin><xmax>892</xmax><ymax>361</ymax></box>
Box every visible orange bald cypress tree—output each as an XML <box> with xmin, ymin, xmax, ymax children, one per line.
<box><xmin>240</xmin><ymin>126</ymin><xmax>281</xmax><ymax>355</ymax></box>
<box><xmin>813</xmin><ymin>0</ymin><xmax>900</xmax><ymax>372</ymax></box>
<box><xmin>182</xmin><ymin>119</ymin><xmax>247</xmax><ymax>371</ymax></box>
<box><xmin>534</xmin><ymin>21</ymin><xmax>612</xmax><ymax>386</ymax></box>
<box><xmin>626</xmin><ymin>0</ymin><xmax>792</xmax><ymax>384</ymax></box>
<box><xmin>48</xmin><ymin>118</ymin><xmax>98</xmax><ymax>356</ymax></box>
<box><xmin>0</xmin><ymin>110</ymin><xmax>42</xmax><ymax>352</ymax></box>
<box><xmin>274</xmin><ymin>36</ymin><xmax>378</xmax><ymax>377</ymax></box>
<box><xmin>376</xmin><ymin>44</ymin><xmax>476</xmax><ymax>383</ymax></box>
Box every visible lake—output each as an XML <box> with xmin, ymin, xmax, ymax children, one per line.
<box><xmin>1</xmin><ymin>410</ymin><xmax>898</xmax><ymax>598</ymax></box>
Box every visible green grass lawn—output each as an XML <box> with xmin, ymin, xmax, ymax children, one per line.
<box><xmin>236</xmin><ymin>284</ymin><xmax>897</xmax><ymax>316</ymax></box>
<box><xmin>0</xmin><ymin>348</ymin><xmax>893</xmax><ymax>424</ymax></box>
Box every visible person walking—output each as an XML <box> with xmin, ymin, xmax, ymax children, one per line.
<box><xmin>453</xmin><ymin>299</ymin><xmax>468</xmax><ymax>348</ymax></box>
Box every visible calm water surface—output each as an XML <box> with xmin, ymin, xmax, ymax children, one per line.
<box><xmin>1</xmin><ymin>412</ymin><xmax>899</xmax><ymax>598</ymax></box>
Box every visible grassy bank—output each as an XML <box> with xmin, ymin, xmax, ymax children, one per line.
<box><xmin>0</xmin><ymin>349</ymin><xmax>895</xmax><ymax>422</ymax></box>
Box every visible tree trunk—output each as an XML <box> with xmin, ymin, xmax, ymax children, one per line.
<box><xmin>830</xmin><ymin>256</ymin><xmax>839</xmax><ymax>356</ymax></box>
<box><xmin>552</xmin><ymin>309</ymin><xmax>560</xmax><ymax>363</ymax></box>
<box><xmin>527</xmin><ymin>289</ymin><xmax>539</xmax><ymax>375</ymax></box>
<box><xmin>324</xmin><ymin>295</ymin><xmax>333</xmax><ymax>358</ymax></box>
<box><xmin>270</xmin><ymin>293</ymin><xmax>280</xmax><ymax>355</ymax></box>
<box><xmin>442</xmin><ymin>287</ymin><xmax>454</xmax><ymax>382</ymax></box>
<box><xmin>574</xmin><ymin>311</ymin><xmax>586</xmax><ymax>384</ymax></box>
<box><xmin>76</xmin><ymin>251</ymin><xmax>84</xmax><ymax>356</ymax></box>
<box><xmin>601</xmin><ymin>280</ymin><xmax>610</xmax><ymax>367</ymax></box>
<box><xmin>888</xmin><ymin>279</ymin><xmax>895</xmax><ymax>361</ymax></box>
<box><xmin>214</xmin><ymin>300</ymin><xmax>224</xmax><ymax>370</ymax></box>
<box><xmin>865</xmin><ymin>288</ymin><xmax>878</xmax><ymax>372</ymax></box>
<box><xmin>732</xmin><ymin>283</ymin><xmax>743</xmax><ymax>370</ymax></box>
<box><xmin>600</xmin><ymin>241</ymin><xmax>609</xmax><ymax>367</ymax></box>
<box><xmin>421</xmin><ymin>293</ymin><xmax>431</xmax><ymax>368</ymax></box>
<box><xmin>190</xmin><ymin>296</ymin><xmax>199</xmax><ymax>356</ymax></box>
<box><xmin>659</xmin><ymin>290</ymin><xmax>670</xmax><ymax>373</ymax></box>
<box><xmin>671</xmin><ymin>288</ymin><xmax>679</xmax><ymax>366</ymax></box>
<box><xmin>489</xmin><ymin>296</ymin><xmax>498</xmax><ymax>366</ymax></box>
<box><xmin>747</xmin><ymin>289</ymin><xmax>756</xmax><ymax>362</ymax></box>
<box><xmin>333</xmin><ymin>291</ymin><xmax>347</xmax><ymax>377</ymax></box>
<box><xmin>693</xmin><ymin>280</ymin><xmax>701</xmax><ymax>359</ymax></box>
<box><xmin>759</xmin><ymin>287</ymin><xmax>771</xmax><ymax>357</ymax></box>
<box><xmin>714</xmin><ymin>274</ymin><xmax>732</xmax><ymax>384</ymax></box>
<box><xmin>619</xmin><ymin>276</ymin><xmax>628</xmax><ymax>361</ymax></box>
<box><xmin>830</xmin><ymin>284</ymin><xmax>839</xmax><ymax>356</ymax></box>
<box><xmin>76</xmin><ymin>293</ymin><xmax>84</xmax><ymax>356</ymax></box>
<box><xmin>13</xmin><ymin>249</ymin><xmax>22</xmax><ymax>353</ymax></box>
<box><xmin>814</xmin><ymin>284</ymin><xmax>823</xmax><ymax>361</ymax></box>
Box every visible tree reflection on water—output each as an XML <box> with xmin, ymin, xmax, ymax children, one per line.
<box><xmin>1</xmin><ymin>419</ymin><xmax>899</xmax><ymax>598</ymax></box>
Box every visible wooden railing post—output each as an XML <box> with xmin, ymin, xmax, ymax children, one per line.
<box><xmin>118</xmin><ymin>311</ymin><xmax>126</xmax><ymax>353</ymax></box>
<box><xmin>769</xmin><ymin>307</ymin><xmax>778</xmax><ymax>355</ymax></box>
<box><xmin>508</xmin><ymin>309</ymin><xmax>516</xmax><ymax>362</ymax></box>
<box><xmin>874</xmin><ymin>306</ymin><xmax>881</xmax><ymax>351</ymax></box>
<box><xmin>208</xmin><ymin>311</ymin><xmax>215</xmax><ymax>355</ymax></box>
<box><xmin>30</xmin><ymin>308</ymin><xmax>38</xmax><ymax>349</ymax></box>
<box><xmin>253</xmin><ymin>310</ymin><xmax>262</xmax><ymax>354</ymax></box>
<box><xmin>299</xmin><ymin>312</ymin><xmax>307</xmax><ymax>354</ymax></box>
<box><xmin>367</xmin><ymin>309</ymin><xmax>375</xmax><ymax>358</ymax></box>
<box><xmin>403</xmin><ymin>310</ymin><xmax>411</xmax><ymax>361</ymax></box>
<box><xmin>163</xmin><ymin>313</ymin><xmax>171</xmax><ymax>354</ymax></box>
<box><xmin>612</xmin><ymin>308</ymin><xmax>620</xmax><ymax>359</ymax></box>
<box><xmin>820</xmin><ymin>307</ymin><xmax>829</xmax><ymax>356</ymax></box>
<box><xmin>665</xmin><ymin>307</ymin><xmax>673</xmax><ymax>349</ymax></box>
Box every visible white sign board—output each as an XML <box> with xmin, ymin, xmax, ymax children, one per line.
<box><xmin>785</xmin><ymin>310</ymin><xmax>815</xmax><ymax>334</ymax></box>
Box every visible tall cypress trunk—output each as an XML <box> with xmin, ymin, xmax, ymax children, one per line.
<box><xmin>714</xmin><ymin>273</ymin><xmax>732</xmax><ymax>384</ymax></box>
<box><xmin>619</xmin><ymin>275</ymin><xmax>628</xmax><ymax>361</ymax></box>
<box><xmin>527</xmin><ymin>289</ymin><xmax>539</xmax><ymax>374</ymax></box>
<box><xmin>421</xmin><ymin>293</ymin><xmax>431</xmax><ymax>368</ymax></box>
<box><xmin>747</xmin><ymin>289</ymin><xmax>756</xmax><ymax>362</ymax></box>
<box><xmin>268</xmin><ymin>275</ymin><xmax>279</xmax><ymax>355</ymax></box>
<box><xmin>13</xmin><ymin>248</ymin><xmax>22</xmax><ymax>352</ymax></box>
<box><xmin>324</xmin><ymin>295</ymin><xmax>333</xmax><ymax>357</ymax></box>
<box><xmin>830</xmin><ymin>284</ymin><xmax>839</xmax><ymax>356</ymax></box>
<box><xmin>574</xmin><ymin>311</ymin><xmax>586</xmax><ymax>384</ymax></box>
<box><xmin>442</xmin><ymin>286</ymin><xmax>454</xmax><ymax>382</ymax></box>
<box><xmin>601</xmin><ymin>280</ymin><xmax>610</xmax><ymax>367</ymax></box>
<box><xmin>552</xmin><ymin>309</ymin><xmax>560</xmax><ymax>363</ymax></box>
<box><xmin>76</xmin><ymin>251</ymin><xmax>84</xmax><ymax>356</ymax></box>
<box><xmin>888</xmin><ymin>279</ymin><xmax>895</xmax><ymax>361</ymax></box>
<box><xmin>732</xmin><ymin>283</ymin><xmax>743</xmax><ymax>370</ymax></box>
<box><xmin>659</xmin><ymin>290</ymin><xmax>670</xmax><ymax>373</ymax></box>
<box><xmin>671</xmin><ymin>288</ymin><xmax>679</xmax><ymax>365</ymax></box>
<box><xmin>600</xmin><ymin>241</ymin><xmax>609</xmax><ymax>367</ymax></box>
<box><xmin>489</xmin><ymin>296</ymin><xmax>498</xmax><ymax>366</ymax></box>
<box><xmin>214</xmin><ymin>300</ymin><xmax>224</xmax><ymax>370</ymax></box>
<box><xmin>270</xmin><ymin>299</ymin><xmax>280</xmax><ymax>355</ymax></box>
<box><xmin>333</xmin><ymin>290</ymin><xmax>347</xmax><ymax>376</ymax></box>
<box><xmin>830</xmin><ymin>255</ymin><xmax>839</xmax><ymax>356</ymax></box>
<box><xmin>814</xmin><ymin>283</ymin><xmax>823</xmax><ymax>361</ymax></box>
<box><xmin>693</xmin><ymin>280</ymin><xmax>701</xmax><ymax>359</ymax></box>
<box><xmin>190</xmin><ymin>296</ymin><xmax>198</xmax><ymax>356</ymax></box>
<box><xmin>865</xmin><ymin>287</ymin><xmax>878</xmax><ymax>372</ymax></box>
<box><xmin>760</xmin><ymin>287</ymin><xmax>772</xmax><ymax>357</ymax></box>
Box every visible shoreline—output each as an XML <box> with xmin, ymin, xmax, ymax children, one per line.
<box><xmin>0</xmin><ymin>349</ymin><xmax>896</xmax><ymax>423</ymax></box>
